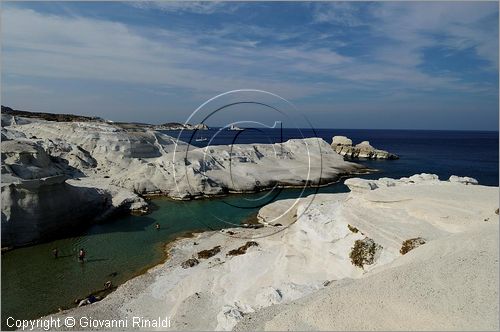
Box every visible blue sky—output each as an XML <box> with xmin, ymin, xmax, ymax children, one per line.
<box><xmin>1</xmin><ymin>1</ymin><xmax>498</xmax><ymax>130</ymax></box>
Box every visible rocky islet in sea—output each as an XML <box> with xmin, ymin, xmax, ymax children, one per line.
<box><xmin>331</xmin><ymin>135</ymin><xmax>399</xmax><ymax>160</ymax></box>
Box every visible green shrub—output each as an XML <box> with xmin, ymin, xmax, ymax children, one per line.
<box><xmin>400</xmin><ymin>237</ymin><xmax>426</xmax><ymax>255</ymax></box>
<box><xmin>227</xmin><ymin>241</ymin><xmax>259</xmax><ymax>256</ymax></box>
<box><xmin>197</xmin><ymin>246</ymin><xmax>221</xmax><ymax>259</ymax></box>
<box><xmin>350</xmin><ymin>237</ymin><xmax>382</xmax><ymax>268</ymax></box>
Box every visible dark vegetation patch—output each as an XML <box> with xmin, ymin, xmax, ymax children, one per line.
<box><xmin>347</xmin><ymin>224</ymin><xmax>359</xmax><ymax>233</ymax></box>
<box><xmin>181</xmin><ymin>258</ymin><xmax>199</xmax><ymax>269</ymax></box>
<box><xmin>400</xmin><ymin>237</ymin><xmax>426</xmax><ymax>255</ymax></box>
<box><xmin>197</xmin><ymin>246</ymin><xmax>221</xmax><ymax>259</ymax></box>
<box><xmin>349</xmin><ymin>237</ymin><xmax>382</xmax><ymax>268</ymax></box>
<box><xmin>227</xmin><ymin>241</ymin><xmax>259</xmax><ymax>256</ymax></box>
<box><xmin>2</xmin><ymin>105</ymin><xmax>102</xmax><ymax>122</ymax></box>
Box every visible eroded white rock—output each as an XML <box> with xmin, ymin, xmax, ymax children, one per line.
<box><xmin>45</xmin><ymin>176</ymin><xmax>498</xmax><ymax>331</ymax></box>
<box><xmin>1</xmin><ymin>114</ymin><xmax>365</xmax><ymax>245</ymax></box>
<box><xmin>331</xmin><ymin>136</ymin><xmax>398</xmax><ymax>160</ymax></box>
<box><xmin>449</xmin><ymin>175</ymin><xmax>479</xmax><ymax>185</ymax></box>
<box><xmin>331</xmin><ymin>136</ymin><xmax>353</xmax><ymax>146</ymax></box>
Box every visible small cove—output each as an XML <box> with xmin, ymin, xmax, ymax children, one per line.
<box><xmin>2</xmin><ymin>128</ymin><xmax>498</xmax><ymax>329</ymax></box>
<box><xmin>0</xmin><ymin>184</ymin><xmax>349</xmax><ymax>330</ymax></box>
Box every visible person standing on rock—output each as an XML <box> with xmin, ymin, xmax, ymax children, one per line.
<box><xmin>52</xmin><ymin>248</ymin><xmax>59</xmax><ymax>259</ymax></box>
<box><xmin>78</xmin><ymin>248</ymin><xmax>86</xmax><ymax>263</ymax></box>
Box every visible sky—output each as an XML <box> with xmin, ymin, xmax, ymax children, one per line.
<box><xmin>1</xmin><ymin>1</ymin><xmax>499</xmax><ymax>130</ymax></box>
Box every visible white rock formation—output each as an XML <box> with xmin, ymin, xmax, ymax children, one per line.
<box><xmin>154</xmin><ymin>122</ymin><xmax>209</xmax><ymax>130</ymax></box>
<box><xmin>331</xmin><ymin>135</ymin><xmax>398</xmax><ymax>159</ymax></box>
<box><xmin>1</xmin><ymin>114</ymin><xmax>364</xmax><ymax>245</ymax></box>
<box><xmin>46</xmin><ymin>174</ymin><xmax>498</xmax><ymax>331</ymax></box>
<box><xmin>1</xmin><ymin>137</ymin><xmax>147</xmax><ymax>247</ymax></box>
<box><xmin>6</xmin><ymin>116</ymin><xmax>363</xmax><ymax>197</ymax></box>
<box><xmin>331</xmin><ymin>135</ymin><xmax>352</xmax><ymax>146</ymax></box>
<box><xmin>235</xmin><ymin>223</ymin><xmax>498</xmax><ymax>331</ymax></box>
<box><xmin>449</xmin><ymin>175</ymin><xmax>479</xmax><ymax>185</ymax></box>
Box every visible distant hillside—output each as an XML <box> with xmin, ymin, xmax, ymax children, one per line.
<box><xmin>1</xmin><ymin>105</ymin><xmax>103</xmax><ymax>122</ymax></box>
<box><xmin>1</xmin><ymin>105</ymin><xmax>208</xmax><ymax>130</ymax></box>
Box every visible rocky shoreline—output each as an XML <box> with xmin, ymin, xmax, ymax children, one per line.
<box><xmin>42</xmin><ymin>173</ymin><xmax>499</xmax><ymax>331</ymax></box>
<box><xmin>1</xmin><ymin>108</ymin><xmax>367</xmax><ymax>247</ymax></box>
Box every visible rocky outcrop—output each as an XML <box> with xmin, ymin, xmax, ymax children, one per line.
<box><xmin>1</xmin><ymin>112</ymin><xmax>364</xmax><ymax>246</ymax></box>
<box><xmin>331</xmin><ymin>136</ymin><xmax>352</xmax><ymax>147</ymax></box>
<box><xmin>192</xmin><ymin>123</ymin><xmax>209</xmax><ymax>130</ymax></box>
<box><xmin>449</xmin><ymin>175</ymin><xmax>479</xmax><ymax>185</ymax></box>
<box><xmin>1</xmin><ymin>127</ymin><xmax>146</xmax><ymax>247</ymax></box>
<box><xmin>154</xmin><ymin>122</ymin><xmax>209</xmax><ymax>130</ymax></box>
<box><xmin>1</xmin><ymin>140</ymin><xmax>108</xmax><ymax>246</ymax></box>
<box><xmin>331</xmin><ymin>136</ymin><xmax>398</xmax><ymax>159</ymax></box>
<box><xmin>1</xmin><ymin>178</ymin><xmax>109</xmax><ymax>247</ymax></box>
<box><xmin>3</xmin><ymin>115</ymin><xmax>364</xmax><ymax>199</ymax></box>
<box><xmin>344</xmin><ymin>173</ymin><xmax>478</xmax><ymax>194</ymax></box>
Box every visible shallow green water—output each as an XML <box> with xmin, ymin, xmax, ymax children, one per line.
<box><xmin>1</xmin><ymin>184</ymin><xmax>348</xmax><ymax>329</ymax></box>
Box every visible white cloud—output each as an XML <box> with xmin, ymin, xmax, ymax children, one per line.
<box><xmin>2</xmin><ymin>7</ymin><xmax>332</xmax><ymax>99</ymax></box>
<box><xmin>311</xmin><ymin>1</ymin><xmax>498</xmax><ymax>75</ymax></box>
<box><xmin>129</xmin><ymin>1</ymin><xmax>239</xmax><ymax>14</ymax></box>
<box><xmin>312</xmin><ymin>2</ymin><xmax>365</xmax><ymax>27</ymax></box>
<box><xmin>2</xmin><ymin>3</ymin><xmax>497</xmax><ymax>111</ymax></box>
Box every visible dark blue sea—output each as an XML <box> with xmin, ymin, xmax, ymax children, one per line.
<box><xmin>164</xmin><ymin>128</ymin><xmax>499</xmax><ymax>186</ymax></box>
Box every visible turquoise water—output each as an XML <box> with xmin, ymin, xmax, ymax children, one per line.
<box><xmin>1</xmin><ymin>185</ymin><xmax>348</xmax><ymax>329</ymax></box>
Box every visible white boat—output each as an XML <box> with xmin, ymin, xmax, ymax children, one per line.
<box><xmin>195</xmin><ymin>136</ymin><xmax>208</xmax><ymax>142</ymax></box>
<box><xmin>229</xmin><ymin>124</ymin><xmax>244</xmax><ymax>131</ymax></box>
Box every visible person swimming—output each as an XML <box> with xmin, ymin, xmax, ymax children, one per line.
<box><xmin>78</xmin><ymin>294</ymin><xmax>100</xmax><ymax>307</ymax></box>
<box><xmin>78</xmin><ymin>248</ymin><xmax>86</xmax><ymax>262</ymax></box>
<box><xmin>155</xmin><ymin>223</ymin><xmax>160</xmax><ymax>231</ymax></box>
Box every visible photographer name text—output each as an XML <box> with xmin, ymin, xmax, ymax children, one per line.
<box><xmin>6</xmin><ymin>316</ymin><xmax>172</xmax><ymax>330</ymax></box>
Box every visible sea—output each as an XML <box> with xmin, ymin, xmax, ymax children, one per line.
<box><xmin>165</xmin><ymin>128</ymin><xmax>499</xmax><ymax>185</ymax></box>
<box><xmin>1</xmin><ymin>128</ymin><xmax>498</xmax><ymax>329</ymax></box>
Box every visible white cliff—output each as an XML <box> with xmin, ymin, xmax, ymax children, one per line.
<box><xmin>1</xmin><ymin>114</ymin><xmax>364</xmax><ymax>246</ymax></box>
<box><xmin>1</xmin><ymin>137</ymin><xmax>147</xmax><ymax>247</ymax></box>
